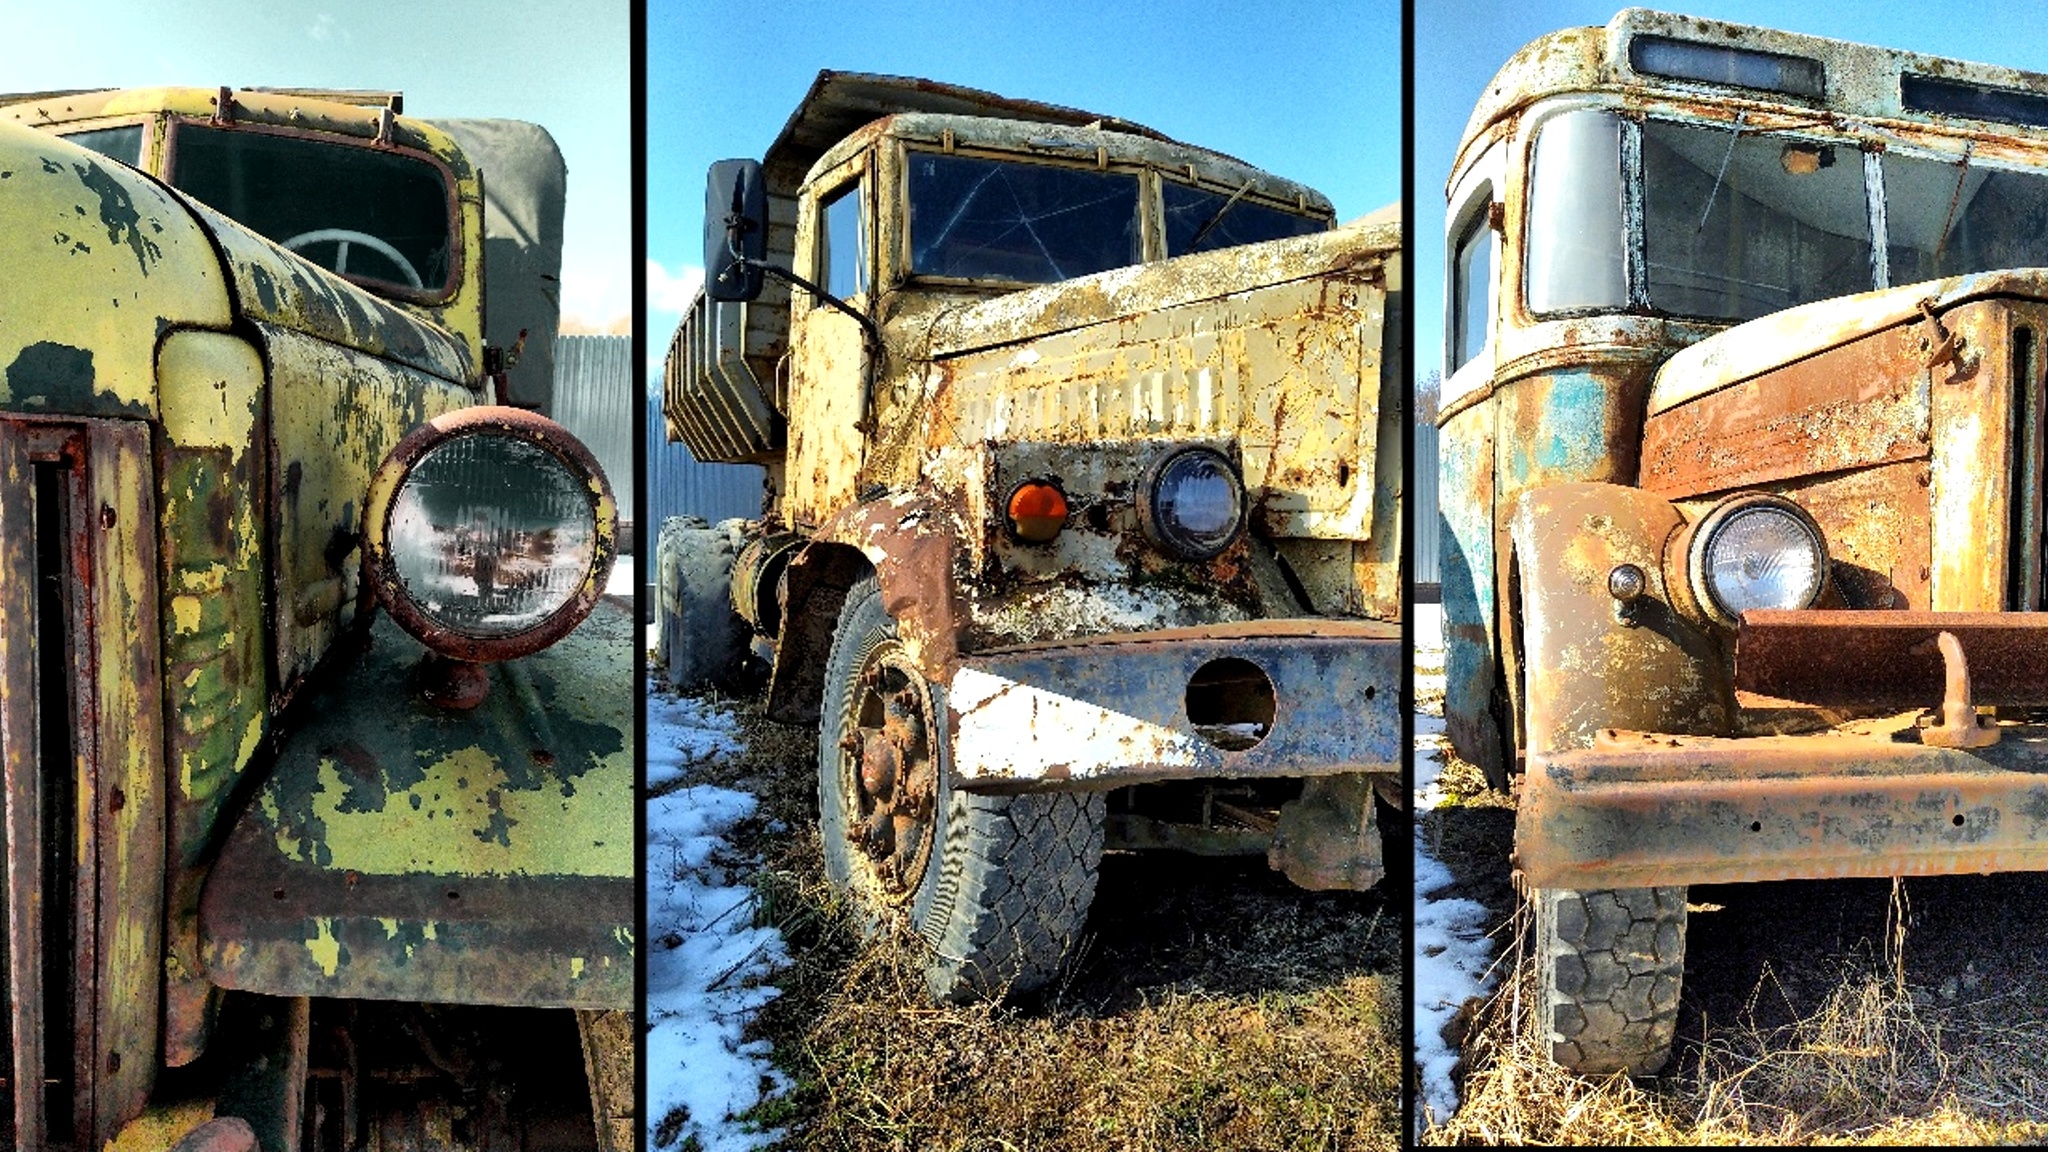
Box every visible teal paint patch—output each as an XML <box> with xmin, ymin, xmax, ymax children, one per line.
<box><xmin>1505</xmin><ymin>370</ymin><xmax>1618</xmax><ymax>490</ymax></box>
<box><xmin>73</xmin><ymin>158</ymin><xmax>163</xmax><ymax>275</ymax></box>
<box><xmin>3</xmin><ymin>340</ymin><xmax>148</xmax><ymax>417</ymax></box>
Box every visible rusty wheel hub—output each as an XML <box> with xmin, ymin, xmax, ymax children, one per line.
<box><xmin>840</xmin><ymin>648</ymin><xmax>938</xmax><ymax>901</ymax></box>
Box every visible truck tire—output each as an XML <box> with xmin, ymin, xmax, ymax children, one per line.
<box><xmin>654</xmin><ymin>516</ymin><xmax>750</xmax><ymax>693</ymax></box>
<box><xmin>1531</xmin><ymin>885</ymin><xmax>1687</xmax><ymax>1076</ymax></box>
<box><xmin>818</xmin><ymin>574</ymin><xmax>1103</xmax><ymax>1002</ymax></box>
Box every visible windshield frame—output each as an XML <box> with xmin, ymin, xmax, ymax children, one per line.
<box><xmin>162</xmin><ymin>115</ymin><xmax>464</xmax><ymax>306</ymax></box>
<box><xmin>1517</xmin><ymin>95</ymin><xmax>2048</xmax><ymax>327</ymax></box>
<box><xmin>893</xmin><ymin>142</ymin><xmax>1331</xmax><ymax>292</ymax></box>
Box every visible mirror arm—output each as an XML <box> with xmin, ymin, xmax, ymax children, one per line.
<box><xmin>724</xmin><ymin>257</ymin><xmax>884</xmax><ymax>354</ymax></box>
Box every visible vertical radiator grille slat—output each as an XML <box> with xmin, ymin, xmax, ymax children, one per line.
<box><xmin>0</xmin><ymin>428</ymin><xmax>42</xmax><ymax>1150</ymax></box>
<box><xmin>2013</xmin><ymin>323</ymin><xmax>2045</xmax><ymax>613</ymax></box>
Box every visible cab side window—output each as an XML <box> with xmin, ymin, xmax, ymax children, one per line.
<box><xmin>1449</xmin><ymin>188</ymin><xmax>1494</xmax><ymax>374</ymax></box>
<box><xmin>817</xmin><ymin>178</ymin><xmax>868</xmax><ymax>301</ymax></box>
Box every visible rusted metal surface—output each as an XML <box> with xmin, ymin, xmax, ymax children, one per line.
<box><xmin>1510</xmin><ymin>483</ymin><xmax>1732</xmax><ymax>757</ymax></box>
<box><xmin>1457</xmin><ymin>10</ymin><xmax>2048</xmax><ymax>185</ymax></box>
<box><xmin>1921</xmin><ymin>631</ymin><xmax>2001</xmax><ymax>748</ymax></box>
<box><xmin>0</xmin><ymin>420</ymin><xmax>46</xmax><ymax>1149</ymax></box>
<box><xmin>576</xmin><ymin>1008</ymin><xmax>635</xmax><ymax>1152</ymax></box>
<box><xmin>1268</xmin><ymin>773</ymin><xmax>1385</xmax><ymax>891</ymax></box>
<box><xmin>1519</xmin><ymin>717</ymin><xmax>2048</xmax><ymax>889</ymax></box>
<box><xmin>673</xmin><ymin>76</ymin><xmax>1401</xmax><ymax>921</ymax></box>
<box><xmin>198</xmin><ymin>608</ymin><xmax>633</xmax><ymax>1009</ymax></box>
<box><xmin>946</xmin><ymin>619</ymin><xmax>1400</xmax><ymax>792</ymax></box>
<box><xmin>1642</xmin><ymin>316</ymin><xmax>1934</xmax><ymax>498</ymax></box>
<box><xmin>6</xmin><ymin>80</ymin><xmax>624</xmax><ymax>1144</ymax></box>
<box><xmin>1736</xmin><ymin>610</ymin><xmax>2048</xmax><ymax>709</ymax></box>
<box><xmin>0</xmin><ymin>418</ymin><xmax>170</xmax><ymax>1147</ymax></box>
<box><xmin>1755</xmin><ymin>459</ymin><xmax>1933</xmax><ymax>611</ymax></box>
<box><xmin>839</xmin><ymin>637</ymin><xmax>940</xmax><ymax>899</ymax></box>
<box><xmin>360</xmin><ymin>405</ymin><xmax>619</xmax><ymax>666</ymax></box>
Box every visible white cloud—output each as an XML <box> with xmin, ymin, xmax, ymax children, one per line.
<box><xmin>560</xmin><ymin>262</ymin><xmax>630</xmax><ymax>334</ymax></box>
<box><xmin>307</xmin><ymin>14</ymin><xmax>349</xmax><ymax>44</ymax></box>
<box><xmin>648</xmin><ymin>260</ymin><xmax>703</xmax><ymax>318</ymax></box>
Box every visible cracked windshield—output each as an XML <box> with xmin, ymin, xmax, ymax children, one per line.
<box><xmin>908</xmin><ymin>151</ymin><xmax>1139</xmax><ymax>282</ymax></box>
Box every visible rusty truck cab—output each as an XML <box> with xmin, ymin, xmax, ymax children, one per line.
<box><xmin>1</xmin><ymin>87</ymin><xmax>627</xmax><ymax>1148</ymax></box>
<box><xmin>668</xmin><ymin>72</ymin><xmax>1403</xmax><ymax>1004</ymax></box>
<box><xmin>1441</xmin><ymin>8</ymin><xmax>2048</xmax><ymax>1075</ymax></box>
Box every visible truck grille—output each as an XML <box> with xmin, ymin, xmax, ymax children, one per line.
<box><xmin>2011</xmin><ymin>322</ymin><xmax>2046</xmax><ymax>612</ymax></box>
<box><xmin>0</xmin><ymin>416</ymin><xmax>164</xmax><ymax>1149</ymax></box>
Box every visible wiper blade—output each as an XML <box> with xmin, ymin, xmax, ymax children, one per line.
<box><xmin>1187</xmin><ymin>180</ymin><xmax>1256</xmax><ymax>251</ymax></box>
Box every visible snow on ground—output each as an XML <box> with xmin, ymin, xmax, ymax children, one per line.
<box><xmin>606</xmin><ymin>554</ymin><xmax>635</xmax><ymax>597</ymax></box>
<box><xmin>1411</xmin><ymin>602</ymin><xmax>1499</xmax><ymax>1129</ymax></box>
<box><xmin>646</xmin><ymin>692</ymin><xmax>744</xmax><ymax>790</ymax></box>
<box><xmin>645</xmin><ymin>687</ymin><xmax>788</xmax><ymax>1151</ymax></box>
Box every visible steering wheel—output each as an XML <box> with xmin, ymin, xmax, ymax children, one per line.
<box><xmin>281</xmin><ymin>228</ymin><xmax>424</xmax><ymax>290</ymax></box>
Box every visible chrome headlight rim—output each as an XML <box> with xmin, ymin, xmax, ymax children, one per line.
<box><xmin>1136</xmin><ymin>445</ymin><xmax>1246</xmax><ymax>562</ymax></box>
<box><xmin>363</xmin><ymin>405</ymin><xmax>617</xmax><ymax>663</ymax></box>
<box><xmin>1686</xmin><ymin>492</ymin><xmax>1828</xmax><ymax>629</ymax></box>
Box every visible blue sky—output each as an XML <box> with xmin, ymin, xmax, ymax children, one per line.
<box><xmin>4</xmin><ymin>0</ymin><xmax>630</xmax><ymax>330</ymax></box>
<box><xmin>647</xmin><ymin>0</ymin><xmax>1402</xmax><ymax>371</ymax></box>
<box><xmin>1415</xmin><ymin>0</ymin><xmax>2048</xmax><ymax>389</ymax></box>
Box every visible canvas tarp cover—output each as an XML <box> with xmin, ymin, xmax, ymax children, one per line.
<box><xmin>427</xmin><ymin>117</ymin><xmax>566</xmax><ymax>411</ymax></box>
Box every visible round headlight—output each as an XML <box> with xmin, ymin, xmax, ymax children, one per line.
<box><xmin>1139</xmin><ymin>447</ymin><xmax>1245</xmax><ymax>561</ymax></box>
<box><xmin>1688</xmin><ymin>494</ymin><xmax>1827</xmax><ymax>626</ymax></box>
<box><xmin>365</xmin><ymin>406</ymin><xmax>616</xmax><ymax>662</ymax></box>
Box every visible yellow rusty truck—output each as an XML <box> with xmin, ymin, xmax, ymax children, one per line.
<box><xmin>1</xmin><ymin>88</ymin><xmax>630</xmax><ymax>1149</ymax></box>
<box><xmin>1441</xmin><ymin>8</ymin><xmax>2048</xmax><ymax>1075</ymax></box>
<box><xmin>661</xmin><ymin>72</ymin><xmax>1403</xmax><ymax>1000</ymax></box>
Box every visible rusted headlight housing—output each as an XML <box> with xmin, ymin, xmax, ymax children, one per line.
<box><xmin>1138</xmin><ymin>447</ymin><xmax>1245</xmax><ymax>561</ymax></box>
<box><xmin>364</xmin><ymin>406</ymin><xmax>616</xmax><ymax>662</ymax></box>
<box><xmin>1687</xmin><ymin>493</ymin><xmax>1827</xmax><ymax>627</ymax></box>
<box><xmin>1005</xmin><ymin>479</ymin><xmax>1069</xmax><ymax>544</ymax></box>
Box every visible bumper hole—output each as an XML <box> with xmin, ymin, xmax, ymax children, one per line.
<box><xmin>1750</xmin><ymin>821</ymin><xmax>1763</xmax><ymax>833</ymax></box>
<box><xmin>1954</xmin><ymin>814</ymin><xmax>1967</xmax><ymax>827</ymax></box>
<box><xmin>1186</xmin><ymin>657</ymin><xmax>1275</xmax><ymax>752</ymax></box>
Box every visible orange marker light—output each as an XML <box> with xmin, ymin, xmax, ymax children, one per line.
<box><xmin>1006</xmin><ymin>482</ymin><xmax>1068</xmax><ymax>543</ymax></box>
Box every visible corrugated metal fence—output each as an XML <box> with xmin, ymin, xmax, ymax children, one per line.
<box><xmin>1413</xmin><ymin>419</ymin><xmax>1440</xmax><ymax>593</ymax></box>
<box><xmin>644</xmin><ymin>382</ymin><xmax>765</xmax><ymax>530</ymax></box>
<box><xmin>550</xmin><ymin>334</ymin><xmax>636</xmax><ymax>523</ymax></box>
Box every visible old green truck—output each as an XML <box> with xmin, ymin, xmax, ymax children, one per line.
<box><xmin>1441</xmin><ymin>8</ymin><xmax>2048</xmax><ymax>1074</ymax></box>
<box><xmin>661</xmin><ymin>73</ymin><xmax>1403</xmax><ymax>1001</ymax></box>
<box><xmin>1</xmin><ymin>88</ymin><xmax>630</xmax><ymax>1149</ymax></box>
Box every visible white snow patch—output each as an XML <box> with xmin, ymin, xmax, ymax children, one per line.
<box><xmin>606</xmin><ymin>554</ymin><xmax>635</xmax><ymax>597</ymax></box>
<box><xmin>645</xmin><ymin>692</ymin><xmax>743</xmax><ymax>790</ymax></box>
<box><xmin>645</xmin><ymin>688</ymin><xmax>788</xmax><ymax>1150</ymax></box>
<box><xmin>1410</xmin><ymin>601</ymin><xmax>1499</xmax><ymax>1130</ymax></box>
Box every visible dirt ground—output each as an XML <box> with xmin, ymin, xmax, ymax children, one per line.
<box><xmin>668</xmin><ymin>691</ymin><xmax>1406</xmax><ymax>1152</ymax></box>
<box><xmin>1421</xmin><ymin>749</ymin><xmax>2048</xmax><ymax>1144</ymax></box>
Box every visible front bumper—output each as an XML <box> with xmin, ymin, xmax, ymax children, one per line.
<box><xmin>1518</xmin><ymin>610</ymin><xmax>2048</xmax><ymax>890</ymax></box>
<box><xmin>944</xmin><ymin>618</ymin><xmax>1401</xmax><ymax>793</ymax></box>
<box><xmin>199</xmin><ymin>605</ymin><xmax>633</xmax><ymax>1010</ymax></box>
<box><xmin>1519</xmin><ymin>720</ymin><xmax>2048</xmax><ymax>889</ymax></box>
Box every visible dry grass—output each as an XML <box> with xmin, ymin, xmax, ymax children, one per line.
<box><xmin>702</xmin><ymin>695</ymin><xmax>1404</xmax><ymax>1152</ymax></box>
<box><xmin>1426</xmin><ymin>895</ymin><xmax>2048</xmax><ymax>1146</ymax></box>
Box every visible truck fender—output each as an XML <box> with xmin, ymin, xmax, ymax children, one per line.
<box><xmin>766</xmin><ymin>495</ymin><xmax>965</xmax><ymax>724</ymax></box>
<box><xmin>1508</xmin><ymin>482</ymin><xmax>1732</xmax><ymax>756</ymax></box>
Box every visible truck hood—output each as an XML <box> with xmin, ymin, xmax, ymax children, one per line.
<box><xmin>186</xmin><ymin>197</ymin><xmax>474</xmax><ymax>385</ymax></box>
<box><xmin>1650</xmin><ymin>268</ymin><xmax>2048</xmax><ymax>416</ymax></box>
<box><xmin>924</xmin><ymin>214</ymin><xmax>1401</xmax><ymax>543</ymax></box>
<box><xmin>0</xmin><ymin>121</ymin><xmax>230</xmax><ymax>419</ymax></box>
<box><xmin>926</xmin><ymin>215</ymin><xmax>1401</xmax><ymax>358</ymax></box>
<box><xmin>0</xmin><ymin>121</ymin><xmax>473</xmax><ymax>422</ymax></box>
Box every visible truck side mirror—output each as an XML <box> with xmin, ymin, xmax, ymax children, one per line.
<box><xmin>704</xmin><ymin>158</ymin><xmax>767</xmax><ymax>302</ymax></box>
